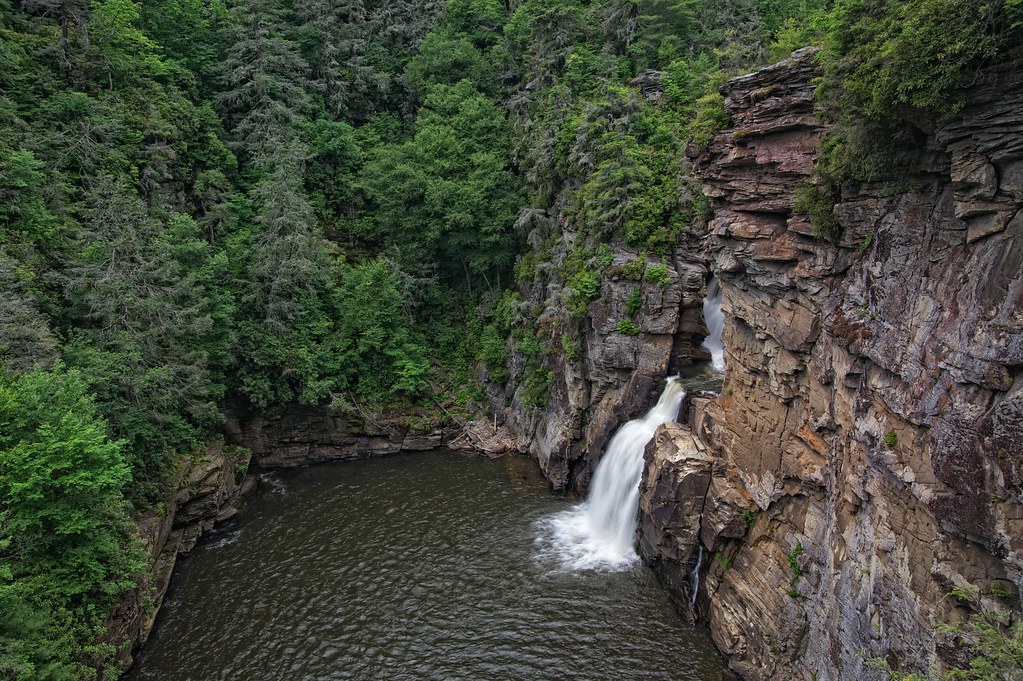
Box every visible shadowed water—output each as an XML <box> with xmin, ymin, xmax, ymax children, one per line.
<box><xmin>125</xmin><ymin>451</ymin><xmax>727</xmax><ymax>681</ymax></box>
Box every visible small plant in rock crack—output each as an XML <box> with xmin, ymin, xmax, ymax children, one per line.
<box><xmin>616</xmin><ymin>318</ymin><xmax>641</xmax><ymax>336</ymax></box>
<box><xmin>787</xmin><ymin>543</ymin><xmax>807</xmax><ymax>600</ymax></box>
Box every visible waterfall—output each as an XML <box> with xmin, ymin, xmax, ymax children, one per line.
<box><xmin>702</xmin><ymin>278</ymin><xmax>726</xmax><ymax>372</ymax></box>
<box><xmin>538</xmin><ymin>378</ymin><xmax>686</xmax><ymax>571</ymax></box>
<box><xmin>690</xmin><ymin>544</ymin><xmax>703</xmax><ymax>609</ymax></box>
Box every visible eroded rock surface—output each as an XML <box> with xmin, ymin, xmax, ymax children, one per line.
<box><xmin>493</xmin><ymin>234</ymin><xmax>712</xmax><ymax>492</ymax></box>
<box><xmin>224</xmin><ymin>403</ymin><xmax>456</xmax><ymax>467</ymax></box>
<box><xmin>103</xmin><ymin>441</ymin><xmax>253</xmax><ymax>671</ymax></box>
<box><xmin>641</xmin><ymin>48</ymin><xmax>1023</xmax><ymax>680</ymax></box>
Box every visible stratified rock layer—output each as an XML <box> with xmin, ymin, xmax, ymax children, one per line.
<box><xmin>641</xmin><ymin>48</ymin><xmax>1023</xmax><ymax>680</ymax></box>
<box><xmin>103</xmin><ymin>441</ymin><xmax>253</xmax><ymax>671</ymax></box>
<box><xmin>494</xmin><ymin>230</ymin><xmax>712</xmax><ymax>492</ymax></box>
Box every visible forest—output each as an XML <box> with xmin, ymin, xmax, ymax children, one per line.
<box><xmin>1</xmin><ymin>0</ymin><xmax>1020</xmax><ymax>677</ymax></box>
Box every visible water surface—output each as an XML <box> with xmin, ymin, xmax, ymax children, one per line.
<box><xmin>126</xmin><ymin>450</ymin><xmax>727</xmax><ymax>681</ymax></box>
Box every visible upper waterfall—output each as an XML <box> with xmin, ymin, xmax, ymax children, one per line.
<box><xmin>702</xmin><ymin>278</ymin><xmax>725</xmax><ymax>372</ymax></box>
<box><xmin>537</xmin><ymin>378</ymin><xmax>686</xmax><ymax>571</ymax></box>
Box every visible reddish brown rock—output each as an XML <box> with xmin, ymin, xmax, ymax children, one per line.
<box><xmin>638</xmin><ymin>47</ymin><xmax>1023</xmax><ymax>680</ymax></box>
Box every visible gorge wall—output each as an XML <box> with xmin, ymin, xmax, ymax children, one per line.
<box><xmin>491</xmin><ymin>212</ymin><xmax>713</xmax><ymax>493</ymax></box>
<box><xmin>638</xmin><ymin>48</ymin><xmax>1023</xmax><ymax>679</ymax></box>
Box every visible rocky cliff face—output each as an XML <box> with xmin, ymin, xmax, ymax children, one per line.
<box><xmin>224</xmin><ymin>403</ymin><xmax>456</xmax><ymax>467</ymax></box>
<box><xmin>103</xmin><ymin>440</ymin><xmax>254</xmax><ymax>671</ymax></box>
<box><xmin>639</xmin><ymin>48</ymin><xmax>1023</xmax><ymax>680</ymax></box>
<box><xmin>492</xmin><ymin>228</ymin><xmax>712</xmax><ymax>492</ymax></box>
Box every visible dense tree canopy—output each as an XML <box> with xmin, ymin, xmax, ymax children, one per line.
<box><xmin>0</xmin><ymin>0</ymin><xmax>1018</xmax><ymax>676</ymax></box>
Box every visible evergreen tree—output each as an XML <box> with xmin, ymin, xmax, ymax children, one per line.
<box><xmin>217</xmin><ymin>0</ymin><xmax>310</xmax><ymax>166</ymax></box>
<box><xmin>63</xmin><ymin>177</ymin><xmax>234</xmax><ymax>494</ymax></box>
<box><xmin>21</xmin><ymin>0</ymin><xmax>90</xmax><ymax>75</ymax></box>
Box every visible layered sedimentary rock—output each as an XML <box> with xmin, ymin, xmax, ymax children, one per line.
<box><xmin>224</xmin><ymin>403</ymin><xmax>456</xmax><ymax>467</ymax></box>
<box><xmin>640</xmin><ymin>48</ymin><xmax>1023</xmax><ymax>680</ymax></box>
<box><xmin>103</xmin><ymin>441</ymin><xmax>253</xmax><ymax>670</ymax></box>
<box><xmin>494</xmin><ymin>235</ymin><xmax>712</xmax><ymax>492</ymax></box>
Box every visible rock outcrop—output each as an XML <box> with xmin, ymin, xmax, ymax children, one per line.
<box><xmin>640</xmin><ymin>47</ymin><xmax>1023</xmax><ymax>680</ymax></box>
<box><xmin>103</xmin><ymin>440</ymin><xmax>253</xmax><ymax>671</ymax></box>
<box><xmin>224</xmin><ymin>403</ymin><xmax>457</xmax><ymax>467</ymax></box>
<box><xmin>493</xmin><ymin>233</ymin><xmax>712</xmax><ymax>492</ymax></box>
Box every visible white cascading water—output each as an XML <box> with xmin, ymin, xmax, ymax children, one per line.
<box><xmin>538</xmin><ymin>378</ymin><xmax>687</xmax><ymax>571</ymax></box>
<box><xmin>702</xmin><ymin>278</ymin><xmax>726</xmax><ymax>372</ymax></box>
<box><xmin>690</xmin><ymin>544</ymin><xmax>703</xmax><ymax>608</ymax></box>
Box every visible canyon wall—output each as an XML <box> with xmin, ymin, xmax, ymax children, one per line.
<box><xmin>639</xmin><ymin>48</ymin><xmax>1023</xmax><ymax>679</ymax></box>
<box><xmin>491</xmin><ymin>222</ymin><xmax>712</xmax><ymax>492</ymax></box>
<box><xmin>103</xmin><ymin>440</ymin><xmax>254</xmax><ymax>670</ymax></box>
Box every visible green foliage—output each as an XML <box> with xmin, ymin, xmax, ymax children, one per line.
<box><xmin>819</xmin><ymin>0</ymin><xmax>1011</xmax><ymax>122</ymax></box>
<box><xmin>0</xmin><ymin>367</ymin><xmax>144</xmax><ymax>678</ymax></box>
<box><xmin>788</xmin><ymin>543</ymin><xmax>805</xmax><ymax>577</ymax></box>
<box><xmin>476</xmin><ymin>324</ymin><xmax>511</xmax><ymax>384</ymax></box>
<box><xmin>522</xmin><ymin>368</ymin><xmax>554</xmax><ymax>408</ymax></box>
<box><xmin>645</xmin><ymin>259</ymin><xmax>671</xmax><ymax>287</ymax></box>
<box><xmin>4</xmin><ymin>0</ymin><xmax>1012</xmax><ymax>674</ymax></box>
<box><xmin>870</xmin><ymin>586</ymin><xmax>1023</xmax><ymax>680</ymax></box>
<box><xmin>690</xmin><ymin>92</ymin><xmax>729</xmax><ymax>149</ymax></box>
<box><xmin>786</xmin><ymin>543</ymin><xmax>807</xmax><ymax>599</ymax></box>
<box><xmin>87</xmin><ymin>0</ymin><xmax>168</xmax><ymax>88</ymax></box>
<box><xmin>621</xmin><ymin>259</ymin><xmax>646</xmax><ymax>280</ymax></box>
<box><xmin>560</xmin><ymin>333</ymin><xmax>582</xmax><ymax>361</ymax></box>
<box><xmin>793</xmin><ymin>182</ymin><xmax>841</xmax><ymax>240</ymax></box>
<box><xmin>884</xmin><ymin>430</ymin><xmax>898</xmax><ymax>450</ymax></box>
<box><xmin>625</xmin><ymin>287</ymin><xmax>643</xmax><ymax>315</ymax></box>
<box><xmin>741</xmin><ymin>509</ymin><xmax>757</xmax><ymax>528</ymax></box>
<box><xmin>940</xmin><ymin>608</ymin><xmax>1023</xmax><ymax>680</ymax></box>
<box><xmin>358</xmin><ymin>80</ymin><xmax>524</xmax><ymax>290</ymax></box>
<box><xmin>715</xmin><ymin>550</ymin><xmax>733</xmax><ymax>570</ymax></box>
<box><xmin>813</xmin><ymin>0</ymin><xmax>1021</xmax><ymax>187</ymax></box>
<box><xmin>949</xmin><ymin>583</ymin><xmax>981</xmax><ymax>604</ymax></box>
<box><xmin>616</xmin><ymin>318</ymin><xmax>642</xmax><ymax>336</ymax></box>
<box><xmin>562</xmin><ymin>247</ymin><xmax>603</xmax><ymax>317</ymax></box>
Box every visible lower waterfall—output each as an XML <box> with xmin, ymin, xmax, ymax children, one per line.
<box><xmin>539</xmin><ymin>378</ymin><xmax>686</xmax><ymax>570</ymax></box>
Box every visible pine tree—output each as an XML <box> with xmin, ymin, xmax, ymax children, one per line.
<box><xmin>21</xmin><ymin>0</ymin><xmax>90</xmax><ymax>75</ymax></box>
<box><xmin>217</xmin><ymin>0</ymin><xmax>310</xmax><ymax>166</ymax></box>
<box><xmin>63</xmin><ymin>177</ymin><xmax>234</xmax><ymax>492</ymax></box>
<box><xmin>244</xmin><ymin>145</ymin><xmax>330</xmax><ymax>328</ymax></box>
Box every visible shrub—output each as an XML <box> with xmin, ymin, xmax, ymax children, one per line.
<box><xmin>645</xmin><ymin>259</ymin><xmax>671</xmax><ymax>287</ymax></box>
<box><xmin>561</xmin><ymin>333</ymin><xmax>582</xmax><ymax>361</ymax></box>
<box><xmin>625</xmin><ymin>287</ymin><xmax>643</xmax><ymax>315</ymax></box>
<box><xmin>522</xmin><ymin>368</ymin><xmax>554</xmax><ymax>408</ymax></box>
<box><xmin>616</xmin><ymin>319</ymin><xmax>641</xmax><ymax>336</ymax></box>
<box><xmin>793</xmin><ymin>182</ymin><xmax>841</xmax><ymax>240</ymax></box>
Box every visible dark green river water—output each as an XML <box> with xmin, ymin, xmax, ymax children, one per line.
<box><xmin>125</xmin><ymin>449</ymin><xmax>728</xmax><ymax>680</ymax></box>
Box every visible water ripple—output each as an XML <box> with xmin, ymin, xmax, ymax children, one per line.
<box><xmin>125</xmin><ymin>451</ymin><xmax>725</xmax><ymax>681</ymax></box>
